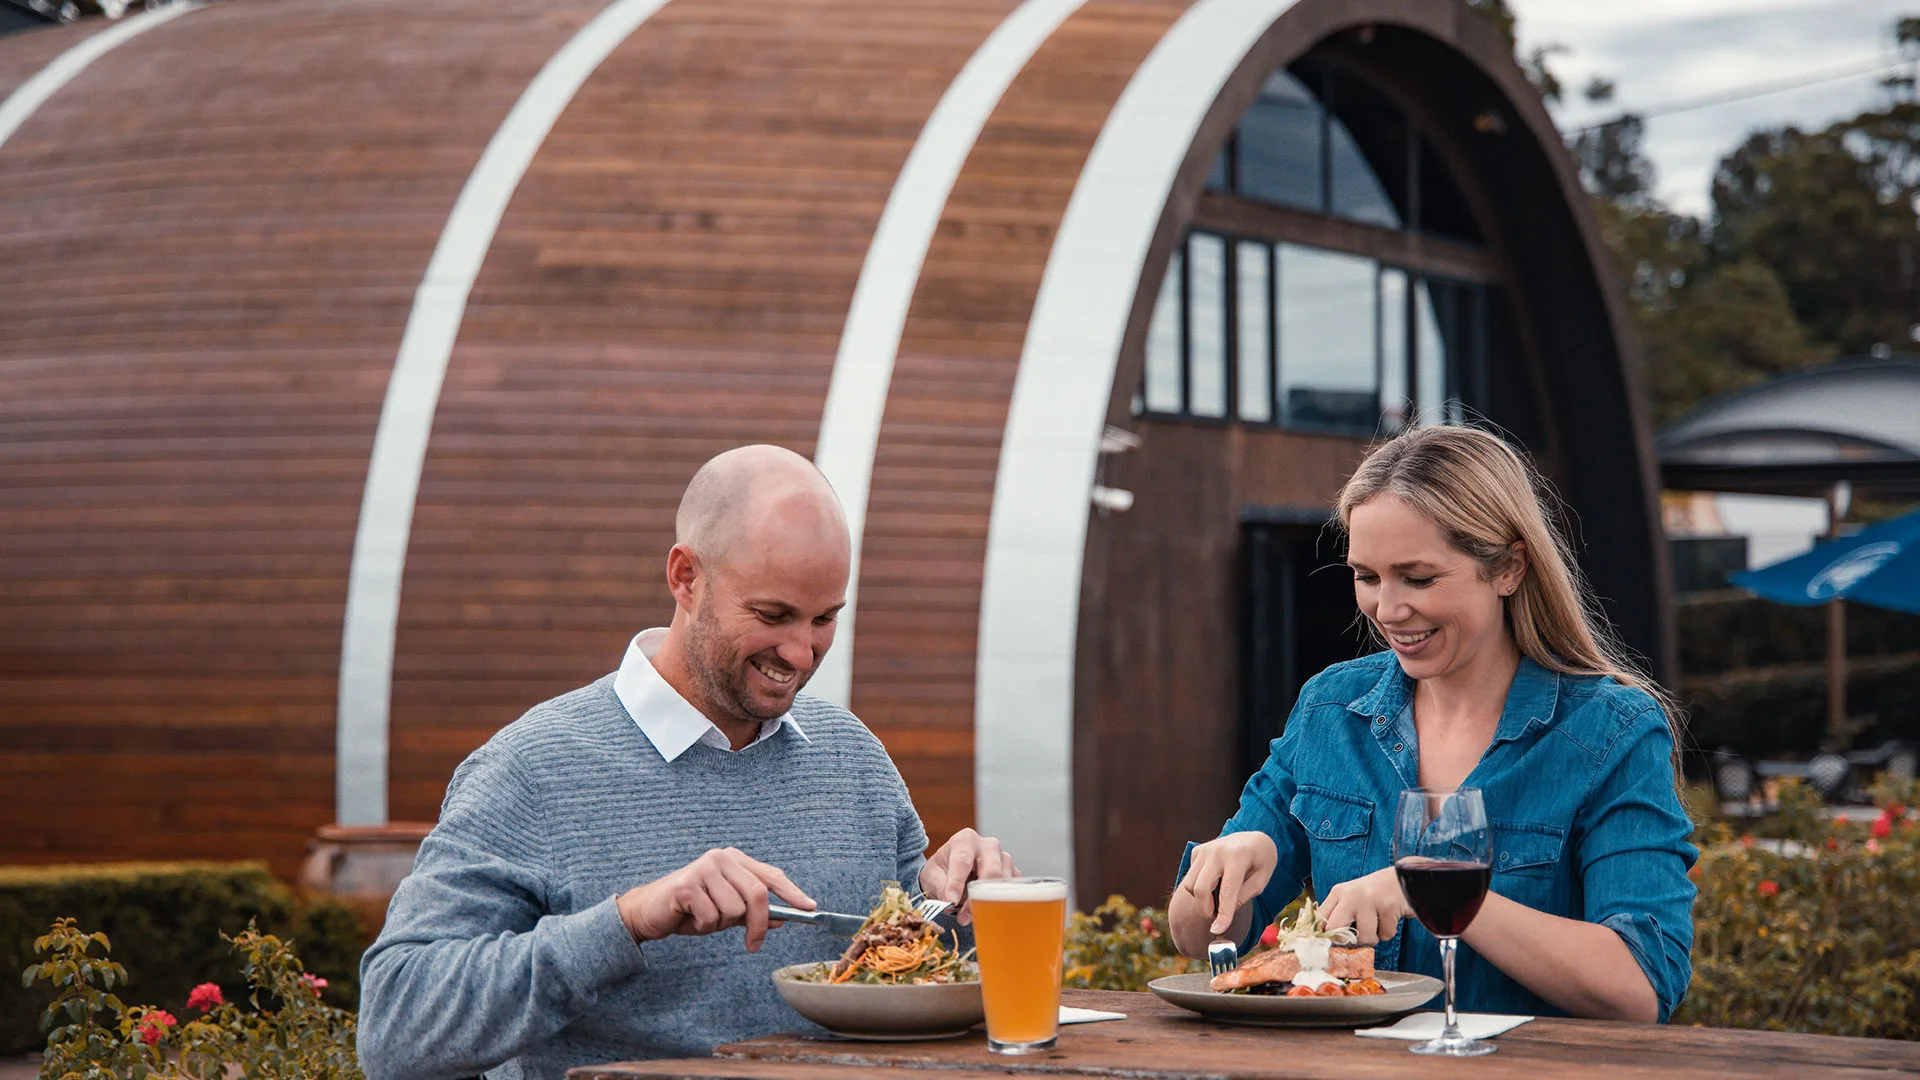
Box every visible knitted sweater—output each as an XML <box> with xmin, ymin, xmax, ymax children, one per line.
<box><xmin>356</xmin><ymin>675</ymin><xmax>929</xmax><ymax>1080</ymax></box>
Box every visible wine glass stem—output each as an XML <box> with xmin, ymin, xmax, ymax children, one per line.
<box><xmin>1440</xmin><ymin>936</ymin><xmax>1462</xmax><ymax>1042</ymax></box>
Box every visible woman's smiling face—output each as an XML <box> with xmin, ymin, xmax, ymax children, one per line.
<box><xmin>1346</xmin><ymin>493</ymin><xmax>1521</xmax><ymax>682</ymax></box>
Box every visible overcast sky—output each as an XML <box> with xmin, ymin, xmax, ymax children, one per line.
<box><xmin>1511</xmin><ymin>0</ymin><xmax>1915</xmax><ymax>217</ymax></box>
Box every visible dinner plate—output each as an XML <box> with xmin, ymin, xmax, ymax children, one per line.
<box><xmin>772</xmin><ymin>962</ymin><xmax>984</xmax><ymax>1041</ymax></box>
<box><xmin>1147</xmin><ymin>971</ymin><xmax>1443</xmax><ymax>1028</ymax></box>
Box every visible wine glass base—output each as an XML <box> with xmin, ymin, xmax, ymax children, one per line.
<box><xmin>1410</xmin><ymin>1036</ymin><xmax>1497</xmax><ymax>1057</ymax></box>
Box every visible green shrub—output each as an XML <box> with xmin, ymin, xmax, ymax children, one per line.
<box><xmin>1678</xmin><ymin>592</ymin><xmax>1920</xmax><ymax>675</ymax></box>
<box><xmin>26</xmin><ymin>916</ymin><xmax>361</xmax><ymax>1079</ymax></box>
<box><xmin>1062</xmin><ymin>895</ymin><xmax>1202</xmax><ymax>991</ymax></box>
<box><xmin>1681</xmin><ymin>651</ymin><xmax>1920</xmax><ymax>757</ymax></box>
<box><xmin>1675</xmin><ymin>777</ymin><xmax>1920</xmax><ymax>1037</ymax></box>
<box><xmin>0</xmin><ymin>863</ymin><xmax>363</xmax><ymax>1055</ymax></box>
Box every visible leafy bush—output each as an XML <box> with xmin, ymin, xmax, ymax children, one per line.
<box><xmin>1062</xmin><ymin>895</ymin><xmax>1201</xmax><ymax>992</ymax></box>
<box><xmin>1681</xmin><ymin>651</ymin><xmax>1920</xmax><ymax>758</ymax></box>
<box><xmin>1675</xmin><ymin>777</ymin><xmax>1920</xmax><ymax>1037</ymax></box>
<box><xmin>25</xmin><ymin>917</ymin><xmax>361</xmax><ymax>1079</ymax></box>
<box><xmin>1678</xmin><ymin>592</ymin><xmax>1920</xmax><ymax>675</ymax></box>
<box><xmin>0</xmin><ymin>863</ymin><xmax>364</xmax><ymax>1055</ymax></box>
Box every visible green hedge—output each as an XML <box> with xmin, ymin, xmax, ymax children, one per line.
<box><xmin>0</xmin><ymin>862</ymin><xmax>364</xmax><ymax>1055</ymax></box>
<box><xmin>1678</xmin><ymin>592</ymin><xmax>1920</xmax><ymax>676</ymax></box>
<box><xmin>1680</xmin><ymin>651</ymin><xmax>1920</xmax><ymax>758</ymax></box>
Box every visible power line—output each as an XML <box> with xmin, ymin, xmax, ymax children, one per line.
<box><xmin>1562</xmin><ymin>54</ymin><xmax>1911</xmax><ymax>134</ymax></box>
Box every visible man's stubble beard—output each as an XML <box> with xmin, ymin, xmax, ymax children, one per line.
<box><xmin>686</xmin><ymin>598</ymin><xmax>810</xmax><ymax>723</ymax></box>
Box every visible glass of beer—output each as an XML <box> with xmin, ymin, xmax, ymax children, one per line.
<box><xmin>967</xmin><ymin>876</ymin><xmax>1067</xmax><ymax>1054</ymax></box>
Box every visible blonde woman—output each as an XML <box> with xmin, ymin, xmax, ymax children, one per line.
<box><xmin>1168</xmin><ymin>426</ymin><xmax>1695</xmax><ymax>1022</ymax></box>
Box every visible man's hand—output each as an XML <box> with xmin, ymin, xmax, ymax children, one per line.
<box><xmin>616</xmin><ymin>848</ymin><xmax>815</xmax><ymax>952</ymax></box>
<box><xmin>919</xmin><ymin>828</ymin><xmax>1016</xmax><ymax>925</ymax></box>
<box><xmin>1318</xmin><ymin>866</ymin><xmax>1410</xmax><ymax>946</ymax></box>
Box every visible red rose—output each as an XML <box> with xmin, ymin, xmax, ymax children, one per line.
<box><xmin>1825</xmin><ymin>837</ymin><xmax>1839</xmax><ymax>851</ymax></box>
<box><xmin>1757</xmin><ymin>880</ymin><xmax>1779</xmax><ymax>897</ymax></box>
<box><xmin>1259</xmin><ymin>923</ymin><xmax>1279</xmax><ymax>947</ymax></box>
<box><xmin>1892</xmin><ymin>804</ymin><xmax>1907</xmax><ymax>818</ymax></box>
<box><xmin>149</xmin><ymin>1010</ymin><xmax>176</xmax><ymax>1028</ymax></box>
<box><xmin>1873</xmin><ymin>814</ymin><xmax>1893</xmax><ymax>839</ymax></box>
<box><xmin>138</xmin><ymin>1024</ymin><xmax>161</xmax><ymax>1046</ymax></box>
<box><xmin>187</xmin><ymin>983</ymin><xmax>223</xmax><ymax>1011</ymax></box>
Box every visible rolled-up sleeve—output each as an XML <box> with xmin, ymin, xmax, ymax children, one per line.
<box><xmin>1575</xmin><ymin>706</ymin><xmax>1698</xmax><ymax>1022</ymax></box>
<box><xmin>1173</xmin><ymin>708</ymin><xmax>1314</xmax><ymax>953</ymax></box>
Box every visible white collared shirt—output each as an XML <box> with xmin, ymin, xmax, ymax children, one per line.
<box><xmin>611</xmin><ymin>628</ymin><xmax>809</xmax><ymax>763</ymax></box>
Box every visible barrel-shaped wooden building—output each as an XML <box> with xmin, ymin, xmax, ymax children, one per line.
<box><xmin>0</xmin><ymin>0</ymin><xmax>1669</xmax><ymax>904</ymax></box>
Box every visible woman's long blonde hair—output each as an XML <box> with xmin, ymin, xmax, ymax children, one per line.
<box><xmin>1334</xmin><ymin>425</ymin><xmax>1682</xmax><ymax>752</ymax></box>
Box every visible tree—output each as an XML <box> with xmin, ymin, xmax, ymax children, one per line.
<box><xmin>1711</xmin><ymin>103</ymin><xmax>1920</xmax><ymax>355</ymax></box>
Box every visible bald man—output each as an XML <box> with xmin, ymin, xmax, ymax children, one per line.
<box><xmin>358</xmin><ymin>446</ymin><xmax>1016</xmax><ymax>1080</ymax></box>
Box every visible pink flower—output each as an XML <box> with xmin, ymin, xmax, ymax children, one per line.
<box><xmin>1868</xmin><ymin>837</ymin><xmax>1883</xmax><ymax>854</ymax></box>
<box><xmin>148</xmin><ymin>1010</ymin><xmax>176</xmax><ymax>1028</ymax></box>
<box><xmin>138</xmin><ymin>1024</ymin><xmax>162</xmax><ymax>1046</ymax></box>
<box><xmin>1740</xmin><ymin>834</ymin><xmax>1755</xmax><ymax>849</ymax></box>
<box><xmin>300</xmin><ymin>973</ymin><xmax>328</xmax><ymax>995</ymax></box>
<box><xmin>187</xmin><ymin>983</ymin><xmax>223</xmax><ymax>1011</ymax></box>
<box><xmin>1757</xmin><ymin>880</ymin><xmax>1779</xmax><ymax>897</ymax></box>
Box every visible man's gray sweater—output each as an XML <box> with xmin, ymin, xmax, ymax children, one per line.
<box><xmin>356</xmin><ymin>675</ymin><xmax>928</xmax><ymax>1080</ymax></box>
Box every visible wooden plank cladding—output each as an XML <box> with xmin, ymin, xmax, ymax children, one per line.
<box><xmin>389</xmin><ymin>0</ymin><xmax>1020</xmax><ymax>832</ymax></box>
<box><xmin>0</xmin><ymin>0</ymin><xmax>609</xmax><ymax>880</ymax></box>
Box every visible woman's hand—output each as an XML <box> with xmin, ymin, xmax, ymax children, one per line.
<box><xmin>1319</xmin><ymin>866</ymin><xmax>1411</xmax><ymax>946</ymax></box>
<box><xmin>1169</xmin><ymin>832</ymin><xmax>1278</xmax><ymax>957</ymax></box>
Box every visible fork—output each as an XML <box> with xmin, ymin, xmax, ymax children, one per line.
<box><xmin>915</xmin><ymin>896</ymin><xmax>952</xmax><ymax>921</ymax></box>
<box><xmin>1208</xmin><ymin>940</ymin><xmax>1239</xmax><ymax>979</ymax></box>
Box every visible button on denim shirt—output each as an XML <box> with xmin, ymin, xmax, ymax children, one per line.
<box><xmin>1179</xmin><ymin>652</ymin><xmax>1697</xmax><ymax>1021</ymax></box>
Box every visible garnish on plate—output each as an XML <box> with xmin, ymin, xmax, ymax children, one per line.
<box><xmin>793</xmin><ymin>883</ymin><xmax>975</xmax><ymax>986</ymax></box>
<box><xmin>1210</xmin><ymin>896</ymin><xmax>1383</xmax><ymax>996</ymax></box>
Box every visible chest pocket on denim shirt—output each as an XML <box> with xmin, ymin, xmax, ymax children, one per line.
<box><xmin>1491</xmin><ymin>819</ymin><xmax>1565</xmax><ymax>909</ymax></box>
<box><xmin>1289</xmin><ymin>786</ymin><xmax>1377</xmax><ymax>892</ymax></box>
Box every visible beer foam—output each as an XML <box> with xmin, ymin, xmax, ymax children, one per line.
<box><xmin>966</xmin><ymin>877</ymin><xmax>1067</xmax><ymax>901</ymax></box>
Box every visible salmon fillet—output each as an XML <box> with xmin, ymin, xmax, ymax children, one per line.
<box><xmin>1209</xmin><ymin>947</ymin><xmax>1298</xmax><ymax>991</ymax></box>
<box><xmin>1207</xmin><ymin>945</ymin><xmax>1375</xmax><ymax>992</ymax></box>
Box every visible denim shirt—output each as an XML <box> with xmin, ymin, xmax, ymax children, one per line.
<box><xmin>1178</xmin><ymin>652</ymin><xmax>1697</xmax><ymax>1021</ymax></box>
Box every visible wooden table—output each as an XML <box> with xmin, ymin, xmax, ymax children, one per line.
<box><xmin>572</xmin><ymin>989</ymin><xmax>1920</xmax><ymax>1079</ymax></box>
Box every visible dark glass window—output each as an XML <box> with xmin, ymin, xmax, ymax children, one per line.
<box><xmin>1143</xmin><ymin>247</ymin><xmax>1183</xmax><ymax>413</ymax></box>
<box><xmin>1277</xmin><ymin>245</ymin><xmax>1377</xmax><ymax>432</ymax></box>
<box><xmin>1325</xmin><ymin>70</ymin><xmax>1407</xmax><ymax>229</ymax></box>
<box><xmin>1136</xmin><ymin>237</ymin><xmax>1492</xmax><ymax>437</ymax></box>
<box><xmin>1187</xmin><ymin>233</ymin><xmax>1230</xmax><ymax>418</ymax></box>
<box><xmin>1234</xmin><ymin>70</ymin><xmax>1322</xmax><ymax>211</ymax></box>
<box><xmin>1235</xmin><ymin>240</ymin><xmax>1273</xmax><ymax>422</ymax></box>
<box><xmin>1417</xmin><ymin>134</ymin><xmax>1482</xmax><ymax>244</ymax></box>
<box><xmin>1206</xmin><ymin>63</ymin><xmax>1481</xmax><ymax>243</ymax></box>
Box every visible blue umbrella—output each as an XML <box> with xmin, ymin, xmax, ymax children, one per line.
<box><xmin>1730</xmin><ymin>507</ymin><xmax>1920</xmax><ymax>616</ymax></box>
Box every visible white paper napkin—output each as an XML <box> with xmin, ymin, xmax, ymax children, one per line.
<box><xmin>1355</xmin><ymin>1012</ymin><xmax>1533</xmax><ymax>1040</ymax></box>
<box><xmin>1059</xmin><ymin>1006</ymin><xmax>1126</xmax><ymax>1025</ymax></box>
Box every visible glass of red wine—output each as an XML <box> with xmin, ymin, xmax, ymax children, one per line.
<box><xmin>1393</xmin><ymin>786</ymin><xmax>1495</xmax><ymax>1057</ymax></box>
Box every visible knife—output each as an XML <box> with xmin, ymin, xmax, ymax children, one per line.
<box><xmin>769</xmin><ymin>904</ymin><xmax>868</xmax><ymax>937</ymax></box>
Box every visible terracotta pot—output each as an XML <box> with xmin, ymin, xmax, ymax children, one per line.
<box><xmin>298</xmin><ymin>822</ymin><xmax>435</xmax><ymax>941</ymax></box>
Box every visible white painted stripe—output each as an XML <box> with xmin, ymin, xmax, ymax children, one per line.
<box><xmin>0</xmin><ymin>3</ymin><xmax>201</xmax><ymax>151</ymax></box>
<box><xmin>975</xmin><ymin>0</ymin><xmax>1302</xmax><ymax>881</ymax></box>
<box><xmin>810</xmin><ymin>0</ymin><xmax>1087</xmax><ymax>708</ymax></box>
<box><xmin>336</xmin><ymin>0</ymin><xmax>674</xmax><ymax>826</ymax></box>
